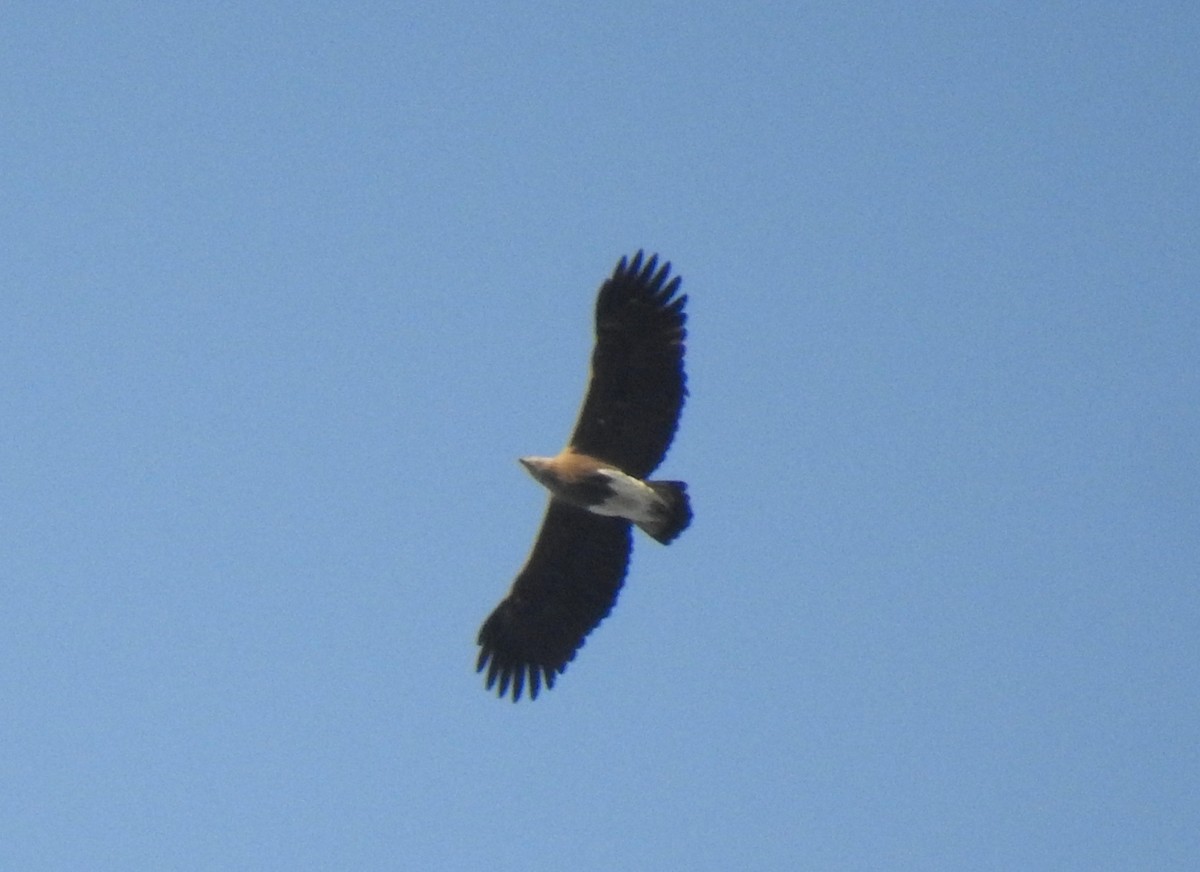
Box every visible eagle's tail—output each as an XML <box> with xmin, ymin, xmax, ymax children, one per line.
<box><xmin>638</xmin><ymin>481</ymin><xmax>692</xmax><ymax>545</ymax></box>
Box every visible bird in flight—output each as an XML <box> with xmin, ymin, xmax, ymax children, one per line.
<box><xmin>476</xmin><ymin>251</ymin><xmax>692</xmax><ymax>701</ymax></box>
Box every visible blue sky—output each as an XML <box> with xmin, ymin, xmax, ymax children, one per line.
<box><xmin>3</xmin><ymin>4</ymin><xmax>1197</xmax><ymax>869</ymax></box>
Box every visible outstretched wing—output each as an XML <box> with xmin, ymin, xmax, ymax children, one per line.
<box><xmin>567</xmin><ymin>251</ymin><xmax>687</xmax><ymax>479</ymax></box>
<box><xmin>477</xmin><ymin>500</ymin><xmax>632</xmax><ymax>701</ymax></box>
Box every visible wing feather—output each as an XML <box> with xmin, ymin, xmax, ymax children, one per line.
<box><xmin>476</xmin><ymin>500</ymin><xmax>632</xmax><ymax>701</ymax></box>
<box><xmin>567</xmin><ymin>251</ymin><xmax>687</xmax><ymax>479</ymax></box>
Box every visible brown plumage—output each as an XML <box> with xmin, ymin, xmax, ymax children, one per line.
<box><xmin>476</xmin><ymin>251</ymin><xmax>691</xmax><ymax>701</ymax></box>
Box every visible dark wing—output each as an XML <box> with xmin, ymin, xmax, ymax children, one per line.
<box><xmin>568</xmin><ymin>251</ymin><xmax>687</xmax><ymax>479</ymax></box>
<box><xmin>477</xmin><ymin>500</ymin><xmax>632</xmax><ymax>701</ymax></box>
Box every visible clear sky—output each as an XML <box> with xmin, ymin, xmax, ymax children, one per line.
<box><xmin>3</xmin><ymin>4</ymin><xmax>1197</xmax><ymax>870</ymax></box>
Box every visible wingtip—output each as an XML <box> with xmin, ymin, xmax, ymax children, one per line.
<box><xmin>477</xmin><ymin>638</ymin><xmax>560</xmax><ymax>702</ymax></box>
<box><xmin>618</xmin><ymin>250</ymin><xmax>641</xmax><ymax>275</ymax></box>
<box><xmin>617</xmin><ymin>249</ymin><xmax>664</xmax><ymax>278</ymax></box>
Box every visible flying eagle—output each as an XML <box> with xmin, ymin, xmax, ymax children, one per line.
<box><xmin>476</xmin><ymin>251</ymin><xmax>691</xmax><ymax>701</ymax></box>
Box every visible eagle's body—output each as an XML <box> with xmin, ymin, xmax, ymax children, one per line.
<box><xmin>476</xmin><ymin>252</ymin><xmax>690</xmax><ymax>701</ymax></box>
<box><xmin>519</xmin><ymin>452</ymin><xmax>691</xmax><ymax>545</ymax></box>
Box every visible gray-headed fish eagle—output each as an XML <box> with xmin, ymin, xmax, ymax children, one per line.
<box><xmin>476</xmin><ymin>252</ymin><xmax>692</xmax><ymax>701</ymax></box>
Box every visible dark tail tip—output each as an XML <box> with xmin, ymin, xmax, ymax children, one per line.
<box><xmin>641</xmin><ymin>481</ymin><xmax>692</xmax><ymax>544</ymax></box>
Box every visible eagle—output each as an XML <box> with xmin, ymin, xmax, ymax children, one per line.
<box><xmin>476</xmin><ymin>251</ymin><xmax>691</xmax><ymax>701</ymax></box>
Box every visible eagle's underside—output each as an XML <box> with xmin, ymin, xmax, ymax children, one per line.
<box><xmin>475</xmin><ymin>251</ymin><xmax>690</xmax><ymax>701</ymax></box>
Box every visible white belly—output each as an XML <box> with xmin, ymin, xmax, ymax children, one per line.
<box><xmin>587</xmin><ymin>468</ymin><xmax>661</xmax><ymax>525</ymax></box>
